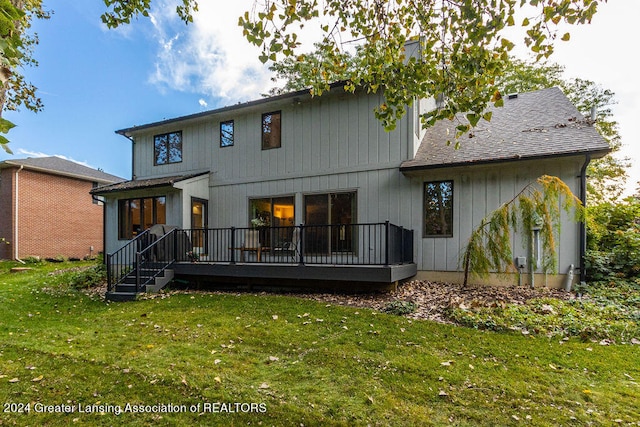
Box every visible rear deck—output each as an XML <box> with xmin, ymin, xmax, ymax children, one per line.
<box><xmin>106</xmin><ymin>222</ymin><xmax>416</xmax><ymax>300</ymax></box>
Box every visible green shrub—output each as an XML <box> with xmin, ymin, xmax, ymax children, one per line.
<box><xmin>586</xmin><ymin>197</ymin><xmax>640</xmax><ymax>280</ymax></box>
<box><xmin>68</xmin><ymin>264</ymin><xmax>106</xmax><ymax>289</ymax></box>
<box><xmin>446</xmin><ymin>280</ymin><xmax>640</xmax><ymax>342</ymax></box>
<box><xmin>382</xmin><ymin>300</ymin><xmax>417</xmax><ymax>316</ymax></box>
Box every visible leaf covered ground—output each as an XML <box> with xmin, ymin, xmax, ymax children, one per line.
<box><xmin>1</xmin><ymin>262</ymin><xmax>639</xmax><ymax>426</ymax></box>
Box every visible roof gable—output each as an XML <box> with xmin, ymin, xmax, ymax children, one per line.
<box><xmin>0</xmin><ymin>156</ymin><xmax>124</xmax><ymax>183</ymax></box>
<box><xmin>401</xmin><ymin>87</ymin><xmax>611</xmax><ymax>171</ymax></box>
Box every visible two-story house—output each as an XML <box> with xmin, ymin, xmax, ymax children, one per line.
<box><xmin>92</xmin><ymin>84</ymin><xmax>609</xmax><ymax>300</ymax></box>
<box><xmin>0</xmin><ymin>156</ymin><xmax>123</xmax><ymax>260</ymax></box>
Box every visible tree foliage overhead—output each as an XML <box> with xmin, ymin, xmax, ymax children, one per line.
<box><xmin>101</xmin><ymin>0</ymin><xmax>604</xmax><ymax>138</ymax></box>
<box><xmin>0</xmin><ymin>0</ymin><xmax>50</xmax><ymax>153</ymax></box>
<box><xmin>1</xmin><ymin>0</ymin><xmax>606</xmax><ymax>153</ymax></box>
<box><xmin>238</xmin><ymin>0</ymin><xmax>603</xmax><ymax>136</ymax></box>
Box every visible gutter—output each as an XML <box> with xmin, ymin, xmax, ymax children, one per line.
<box><xmin>579</xmin><ymin>153</ymin><xmax>591</xmax><ymax>282</ymax></box>
<box><xmin>399</xmin><ymin>148</ymin><xmax>611</xmax><ymax>174</ymax></box>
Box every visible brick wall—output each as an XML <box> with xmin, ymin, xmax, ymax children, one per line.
<box><xmin>10</xmin><ymin>169</ymin><xmax>104</xmax><ymax>260</ymax></box>
<box><xmin>0</xmin><ymin>168</ymin><xmax>15</xmax><ymax>260</ymax></box>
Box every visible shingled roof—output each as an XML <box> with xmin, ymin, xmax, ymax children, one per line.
<box><xmin>400</xmin><ymin>87</ymin><xmax>611</xmax><ymax>172</ymax></box>
<box><xmin>90</xmin><ymin>172</ymin><xmax>209</xmax><ymax>195</ymax></box>
<box><xmin>0</xmin><ymin>156</ymin><xmax>124</xmax><ymax>184</ymax></box>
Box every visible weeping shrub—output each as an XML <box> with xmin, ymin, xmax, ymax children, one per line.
<box><xmin>461</xmin><ymin>175</ymin><xmax>584</xmax><ymax>286</ymax></box>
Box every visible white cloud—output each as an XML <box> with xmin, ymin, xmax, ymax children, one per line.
<box><xmin>146</xmin><ymin>0</ymin><xmax>276</xmax><ymax>103</ymax></box>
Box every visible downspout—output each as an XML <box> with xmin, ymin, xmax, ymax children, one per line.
<box><xmin>579</xmin><ymin>153</ymin><xmax>591</xmax><ymax>282</ymax></box>
<box><xmin>14</xmin><ymin>165</ymin><xmax>24</xmax><ymax>263</ymax></box>
<box><xmin>123</xmin><ymin>134</ymin><xmax>135</xmax><ymax>180</ymax></box>
<box><xmin>92</xmin><ymin>194</ymin><xmax>107</xmax><ymax>264</ymax></box>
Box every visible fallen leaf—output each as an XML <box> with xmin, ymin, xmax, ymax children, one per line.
<box><xmin>272</xmin><ymin>315</ymin><xmax>278</xmax><ymax>320</ymax></box>
<box><xmin>440</xmin><ymin>360</ymin><xmax>453</xmax><ymax>366</ymax></box>
<box><xmin>214</xmin><ymin>359</ymin><xmax>221</xmax><ymax>365</ymax></box>
<box><xmin>268</xmin><ymin>356</ymin><xmax>279</xmax><ymax>362</ymax></box>
<box><xmin>214</xmin><ymin>376</ymin><xmax>221</xmax><ymax>383</ymax></box>
<box><xmin>438</xmin><ymin>390</ymin><xmax>448</xmax><ymax>397</ymax></box>
<box><xmin>8</xmin><ymin>378</ymin><xmax>19</xmax><ymax>383</ymax></box>
<box><xmin>259</xmin><ymin>382</ymin><xmax>270</xmax><ymax>389</ymax></box>
<box><xmin>31</xmin><ymin>375</ymin><xmax>43</xmax><ymax>382</ymax></box>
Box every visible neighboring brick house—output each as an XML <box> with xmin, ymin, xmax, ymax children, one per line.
<box><xmin>0</xmin><ymin>156</ymin><xmax>124</xmax><ymax>260</ymax></box>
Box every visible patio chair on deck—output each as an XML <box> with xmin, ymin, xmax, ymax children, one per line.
<box><xmin>240</xmin><ymin>229</ymin><xmax>262</xmax><ymax>262</ymax></box>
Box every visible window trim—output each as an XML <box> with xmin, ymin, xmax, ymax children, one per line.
<box><xmin>423</xmin><ymin>180</ymin><xmax>454</xmax><ymax>238</ymax></box>
<box><xmin>118</xmin><ymin>196</ymin><xmax>167</xmax><ymax>240</ymax></box>
<box><xmin>220</xmin><ymin>120</ymin><xmax>234</xmax><ymax>147</ymax></box>
<box><xmin>154</xmin><ymin>130</ymin><xmax>183</xmax><ymax>165</ymax></box>
<box><xmin>261</xmin><ymin>111</ymin><xmax>281</xmax><ymax>150</ymax></box>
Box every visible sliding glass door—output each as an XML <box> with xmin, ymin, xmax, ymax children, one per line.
<box><xmin>304</xmin><ymin>192</ymin><xmax>356</xmax><ymax>254</ymax></box>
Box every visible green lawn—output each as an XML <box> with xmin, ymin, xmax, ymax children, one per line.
<box><xmin>0</xmin><ymin>261</ymin><xmax>638</xmax><ymax>426</ymax></box>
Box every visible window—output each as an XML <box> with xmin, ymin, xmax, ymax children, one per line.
<box><xmin>304</xmin><ymin>192</ymin><xmax>357</xmax><ymax>253</ymax></box>
<box><xmin>249</xmin><ymin>196</ymin><xmax>295</xmax><ymax>248</ymax></box>
<box><xmin>261</xmin><ymin>111</ymin><xmax>281</xmax><ymax>150</ymax></box>
<box><xmin>154</xmin><ymin>131</ymin><xmax>182</xmax><ymax>165</ymax></box>
<box><xmin>220</xmin><ymin>120</ymin><xmax>234</xmax><ymax>147</ymax></box>
<box><xmin>118</xmin><ymin>196</ymin><xmax>166</xmax><ymax>239</ymax></box>
<box><xmin>249</xmin><ymin>196</ymin><xmax>295</xmax><ymax>228</ymax></box>
<box><xmin>423</xmin><ymin>181</ymin><xmax>453</xmax><ymax>237</ymax></box>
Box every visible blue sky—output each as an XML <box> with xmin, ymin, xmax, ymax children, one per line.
<box><xmin>1</xmin><ymin>0</ymin><xmax>638</xmax><ymax>195</ymax></box>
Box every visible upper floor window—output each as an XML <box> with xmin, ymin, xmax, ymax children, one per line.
<box><xmin>154</xmin><ymin>131</ymin><xmax>182</xmax><ymax>165</ymax></box>
<box><xmin>423</xmin><ymin>181</ymin><xmax>453</xmax><ymax>237</ymax></box>
<box><xmin>220</xmin><ymin>120</ymin><xmax>234</xmax><ymax>147</ymax></box>
<box><xmin>262</xmin><ymin>111</ymin><xmax>281</xmax><ymax>150</ymax></box>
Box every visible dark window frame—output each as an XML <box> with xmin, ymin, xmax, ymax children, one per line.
<box><xmin>423</xmin><ymin>180</ymin><xmax>454</xmax><ymax>238</ymax></box>
<box><xmin>303</xmin><ymin>191</ymin><xmax>358</xmax><ymax>254</ymax></box>
<box><xmin>220</xmin><ymin>120</ymin><xmax>234</xmax><ymax>147</ymax></box>
<box><xmin>261</xmin><ymin>111</ymin><xmax>281</xmax><ymax>150</ymax></box>
<box><xmin>154</xmin><ymin>131</ymin><xmax>183</xmax><ymax>165</ymax></box>
<box><xmin>118</xmin><ymin>196</ymin><xmax>167</xmax><ymax>240</ymax></box>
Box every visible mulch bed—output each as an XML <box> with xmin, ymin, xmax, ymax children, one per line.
<box><xmin>289</xmin><ymin>280</ymin><xmax>574</xmax><ymax>324</ymax></box>
<box><xmin>88</xmin><ymin>280</ymin><xmax>573</xmax><ymax>325</ymax></box>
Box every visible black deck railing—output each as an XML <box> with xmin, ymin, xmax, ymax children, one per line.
<box><xmin>176</xmin><ymin>222</ymin><xmax>414</xmax><ymax>266</ymax></box>
<box><xmin>107</xmin><ymin>222</ymin><xmax>414</xmax><ymax>291</ymax></box>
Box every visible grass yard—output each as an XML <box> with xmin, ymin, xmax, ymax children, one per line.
<box><xmin>0</xmin><ymin>261</ymin><xmax>638</xmax><ymax>426</ymax></box>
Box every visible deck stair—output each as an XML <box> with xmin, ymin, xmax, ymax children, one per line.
<box><xmin>105</xmin><ymin>227</ymin><xmax>178</xmax><ymax>301</ymax></box>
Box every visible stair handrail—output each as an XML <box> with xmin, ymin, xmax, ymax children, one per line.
<box><xmin>106</xmin><ymin>229</ymin><xmax>151</xmax><ymax>292</ymax></box>
<box><xmin>135</xmin><ymin>229</ymin><xmax>177</xmax><ymax>292</ymax></box>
